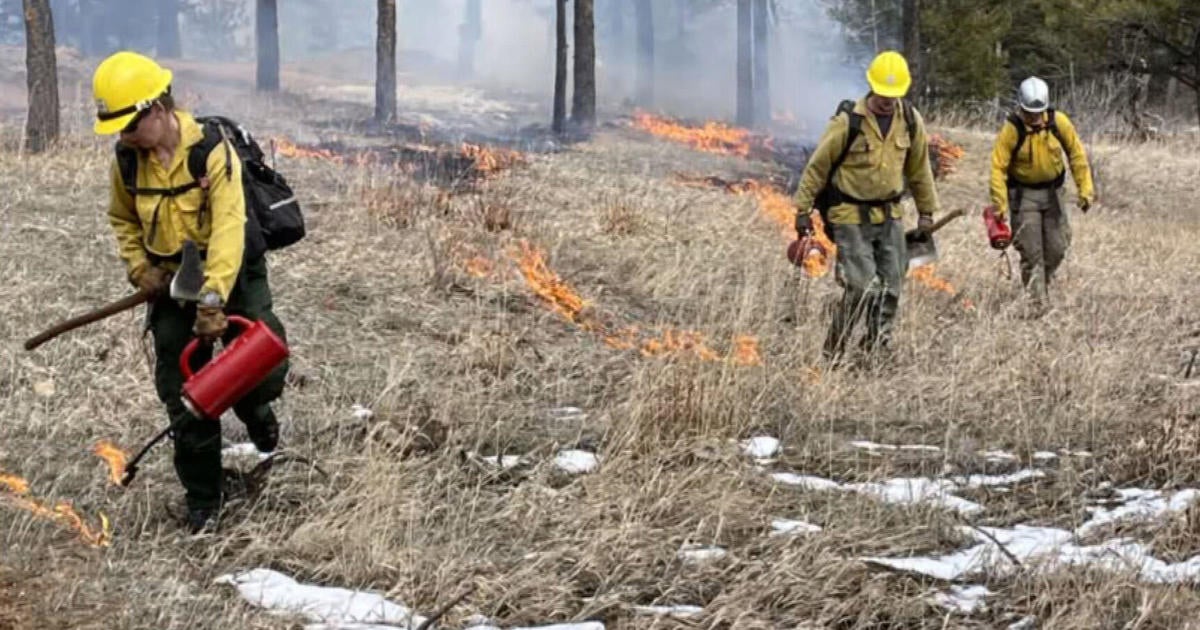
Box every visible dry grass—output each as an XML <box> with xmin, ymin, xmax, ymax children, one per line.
<box><xmin>0</xmin><ymin>55</ymin><xmax>1199</xmax><ymax>630</ymax></box>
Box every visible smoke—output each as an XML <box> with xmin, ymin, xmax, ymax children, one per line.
<box><xmin>268</xmin><ymin>0</ymin><xmax>865</xmax><ymax>136</ymax></box>
<box><xmin>27</xmin><ymin>0</ymin><xmax>868</xmax><ymax>137</ymax></box>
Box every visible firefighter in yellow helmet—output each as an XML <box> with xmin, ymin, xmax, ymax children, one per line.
<box><xmin>989</xmin><ymin>76</ymin><xmax>1095</xmax><ymax>311</ymax></box>
<box><xmin>93</xmin><ymin>51</ymin><xmax>289</xmax><ymax>534</ymax></box>
<box><xmin>792</xmin><ymin>51</ymin><xmax>941</xmax><ymax>365</ymax></box>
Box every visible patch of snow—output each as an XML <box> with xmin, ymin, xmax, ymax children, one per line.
<box><xmin>932</xmin><ymin>584</ymin><xmax>991</xmax><ymax>613</ymax></box>
<box><xmin>1033</xmin><ymin>451</ymin><xmax>1058</xmax><ymax>462</ymax></box>
<box><xmin>214</xmin><ymin>569</ymin><xmax>426</xmax><ymax>628</ymax></box>
<box><xmin>771</xmin><ymin>519</ymin><xmax>822</xmax><ymax>536</ymax></box>
<box><xmin>549</xmin><ymin>407</ymin><xmax>588</xmax><ymax>421</ymax></box>
<box><xmin>476</xmin><ymin>453</ymin><xmax>527</xmax><ymax>470</ymax></box>
<box><xmin>850</xmin><ymin>441</ymin><xmax>941</xmax><ymax>453</ymax></box>
<box><xmin>631</xmin><ymin>605</ymin><xmax>703</xmax><ymax>618</ymax></box>
<box><xmin>846</xmin><ymin>478</ymin><xmax>984</xmax><ymax>515</ymax></box>
<box><xmin>771</xmin><ymin>474</ymin><xmax>983</xmax><ymax>514</ymax></box>
<box><xmin>770</xmin><ymin>473</ymin><xmax>841</xmax><ymax>491</ymax></box>
<box><xmin>1060</xmin><ymin>449</ymin><xmax>1092</xmax><ymax>458</ymax></box>
<box><xmin>554</xmin><ymin>450</ymin><xmax>599</xmax><ymax>475</ymax></box>
<box><xmin>678</xmin><ymin>544</ymin><xmax>727</xmax><ymax>564</ymax></box>
<box><xmin>980</xmin><ymin>450</ymin><xmax>1018</xmax><ymax>463</ymax></box>
<box><xmin>741</xmin><ymin>436</ymin><xmax>780</xmax><ymax>459</ymax></box>
<box><xmin>222</xmin><ymin>442</ymin><xmax>271</xmax><ymax>462</ymax></box>
<box><xmin>465</xmin><ymin>625</ymin><xmax>604</xmax><ymax>630</ymax></box>
<box><xmin>953</xmin><ymin>469</ymin><xmax>1046</xmax><ymax>489</ymax></box>
<box><xmin>351</xmin><ymin>404</ymin><xmax>374</xmax><ymax>421</ymax></box>
<box><xmin>1078</xmin><ymin>488</ymin><xmax>1200</xmax><ymax>536</ymax></box>
<box><xmin>1007</xmin><ymin>616</ymin><xmax>1037</xmax><ymax>630</ymax></box>
<box><xmin>865</xmin><ymin>523</ymin><xmax>1200</xmax><ymax>585</ymax></box>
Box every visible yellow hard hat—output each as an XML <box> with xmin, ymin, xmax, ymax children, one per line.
<box><xmin>865</xmin><ymin>51</ymin><xmax>911</xmax><ymax>98</ymax></box>
<box><xmin>92</xmin><ymin>51</ymin><xmax>173</xmax><ymax>135</ymax></box>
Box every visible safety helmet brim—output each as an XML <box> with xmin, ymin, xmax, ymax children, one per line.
<box><xmin>93</xmin><ymin>68</ymin><xmax>172</xmax><ymax>135</ymax></box>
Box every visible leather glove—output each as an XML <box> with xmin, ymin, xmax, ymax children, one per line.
<box><xmin>131</xmin><ymin>264</ymin><xmax>171</xmax><ymax>297</ymax></box>
<box><xmin>795</xmin><ymin>211</ymin><xmax>813</xmax><ymax>237</ymax></box>
<box><xmin>194</xmin><ymin>305</ymin><xmax>228</xmax><ymax>343</ymax></box>
<box><xmin>1079</xmin><ymin>198</ymin><xmax>1092</xmax><ymax>213</ymax></box>
<box><xmin>916</xmin><ymin>214</ymin><xmax>934</xmax><ymax>236</ymax></box>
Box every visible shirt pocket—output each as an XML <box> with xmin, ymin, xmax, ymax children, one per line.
<box><xmin>175</xmin><ymin>188</ymin><xmax>211</xmax><ymax>243</ymax></box>
<box><xmin>843</xmin><ymin>134</ymin><xmax>875</xmax><ymax>167</ymax></box>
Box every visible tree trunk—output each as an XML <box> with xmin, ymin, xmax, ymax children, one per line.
<box><xmin>902</xmin><ymin>0</ymin><xmax>920</xmax><ymax>97</ymax></box>
<box><xmin>572</xmin><ymin>0</ymin><xmax>596</xmax><ymax>127</ymax></box>
<box><xmin>23</xmin><ymin>0</ymin><xmax>58</xmax><ymax>154</ymax></box>
<box><xmin>256</xmin><ymin>0</ymin><xmax>280</xmax><ymax>91</ymax></box>
<box><xmin>553</xmin><ymin>0</ymin><xmax>568</xmax><ymax>133</ymax></box>
<box><xmin>736</xmin><ymin>0</ymin><xmax>752</xmax><ymax>126</ymax></box>
<box><xmin>751</xmin><ymin>0</ymin><xmax>769</xmax><ymax>127</ymax></box>
<box><xmin>634</xmin><ymin>0</ymin><xmax>653</xmax><ymax>106</ymax></box>
<box><xmin>157</xmin><ymin>0</ymin><xmax>181</xmax><ymax>58</ymax></box>
<box><xmin>375</xmin><ymin>0</ymin><xmax>397</xmax><ymax>123</ymax></box>
<box><xmin>457</xmin><ymin>0</ymin><xmax>481</xmax><ymax>78</ymax></box>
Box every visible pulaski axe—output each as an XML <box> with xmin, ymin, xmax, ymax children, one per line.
<box><xmin>905</xmin><ymin>208</ymin><xmax>965</xmax><ymax>271</ymax></box>
<box><xmin>24</xmin><ymin>241</ymin><xmax>206</xmax><ymax>351</ymax></box>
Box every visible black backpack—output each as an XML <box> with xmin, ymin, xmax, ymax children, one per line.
<box><xmin>810</xmin><ymin>98</ymin><xmax>916</xmax><ymax>237</ymax></box>
<box><xmin>115</xmin><ymin>115</ymin><xmax>305</xmax><ymax>261</ymax></box>
<box><xmin>1005</xmin><ymin>108</ymin><xmax>1067</xmax><ymax>188</ymax></box>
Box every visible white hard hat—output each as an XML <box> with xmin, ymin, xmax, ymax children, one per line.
<box><xmin>1018</xmin><ymin>76</ymin><xmax>1049</xmax><ymax>113</ymax></box>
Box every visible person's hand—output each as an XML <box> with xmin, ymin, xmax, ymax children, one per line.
<box><xmin>917</xmin><ymin>213</ymin><xmax>934</xmax><ymax>237</ymax></box>
<box><xmin>194</xmin><ymin>306</ymin><xmax>227</xmax><ymax>343</ymax></box>
<box><xmin>795</xmin><ymin>211</ymin><xmax>813</xmax><ymax>237</ymax></box>
<box><xmin>131</xmin><ymin>264</ymin><xmax>171</xmax><ymax>297</ymax></box>
<box><xmin>1079</xmin><ymin>197</ymin><xmax>1093</xmax><ymax>213</ymax></box>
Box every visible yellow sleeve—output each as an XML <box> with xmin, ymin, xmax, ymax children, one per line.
<box><xmin>989</xmin><ymin>123</ymin><xmax>1019</xmax><ymax>218</ymax></box>
<box><xmin>1055</xmin><ymin>112</ymin><xmax>1094</xmax><ymax>204</ymax></box>
<box><xmin>107</xmin><ymin>160</ymin><xmax>149</xmax><ymax>282</ymax></box>
<box><xmin>202</xmin><ymin>140</ymin><xmax>246</xmax><ymax>302</ymax></box>
<box><xmin>793</xmin><ymin>114</ymin><xmax>848</xmax><ymax>213</ymax></box>
<box><xmin>903</xmin><ymin>108</ymin><xmax>940</xmax><ymax>217</ymax></box>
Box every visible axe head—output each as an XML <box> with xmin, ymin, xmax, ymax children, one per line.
<box><xmin>170</xmin><ymin>240</ymin><xmax>205</xmax><ymax>302</ymax></box>
<box><xmin>905</xmin><ymin>229</ymin><xmax>938</xmax><ymax>271</ymax></box>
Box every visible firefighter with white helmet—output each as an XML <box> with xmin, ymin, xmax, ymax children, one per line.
<box><xmin>990</xmin><ymin>76</ymin><xmax>1095</xmax><ymax>310</ymax></box>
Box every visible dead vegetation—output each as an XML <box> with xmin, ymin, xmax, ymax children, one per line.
<box><xmin>0</xmin><ymin>58</ymin><xmax>1198</xmax><ymax>630</ymax></box>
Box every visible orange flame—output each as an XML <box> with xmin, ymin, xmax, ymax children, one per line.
<box><xmin>929</xmin><ymin>134</ymin><xmax>965</xmax><ymax>179</ymax></box>
<box><xmin>731</xmin><ymin>335</ymin><xmax>763</xmax><ymax>366</ymax></box>
<box><xmin>0</xmin><ymin>470</ymin><xmax>111</xmax><ymax>547</ymax></box>
<box><xmin>272</xmin><ymin>138</ymin><xmax>346</xmax><ymax>164</ymax></box>
<box><xmin>676</xmin><ymin>174</ymin><xmax>836</xmax><ymax>277</ymax></box>
<box><xmin>632</xmin><ymin>110</ymin><xmax>756</xmax><ymax>157</ymax></box>
<box><xmin>514</xmin><ymin>241</ymin><xmax>588</xmax><ymax>323</ymax></box>
<box><xmin>461</xmin><ymin>143</ymin><xmax>526</xmax><ymax>176</ymax></box>
<box><xmin>510</xmin><ymin>241</ymin><xmax>759</xmax><ymax>364</ymax></box>
<box><xmin>463</xmin><ymin>256</ymin><xmax>495</xmax><ymax>278</ymax></box>
<box><xmin>92</xmin><ymin>441</ymin><xmax>128</xmax><ymax>487</ymax></box>
<box><xmin>909</xmin><ymin>265</ymin><xmax>975</xmax><ymax>310</ymax></box>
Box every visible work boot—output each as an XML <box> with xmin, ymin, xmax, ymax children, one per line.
<box><xmin>186</xmin><ymin>507</ymin><xmax>219</xmax><ymax>535</ymax></box>
<box><xmin>246</xmin><ymin>411</ymin><xmax>279</xmax><ymax>454</ymax></box>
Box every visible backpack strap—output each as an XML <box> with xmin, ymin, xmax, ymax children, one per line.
<box><xmin>826</xmin><ymin>101</ymin><xmax>863</xmax><ymax>191</ymax></box>
<box><xmin>903</xmin><ymin>99</ymin><xmax>916</xmax><ymax>144</ymax></box>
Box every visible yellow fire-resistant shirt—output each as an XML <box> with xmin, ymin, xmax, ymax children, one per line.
<box><xmin>989</xmin><ymin>110</ymin><xmax>1094</xmax><ymax>218</ymax></box>
<box><xmin>108</xmin><ymin>111</ymin><xmax>246</xmax><ymax>302</ymax></box>
<box><xmin>793</xmin><ymin>97</ymin><xmax>941</xmax><ymax>224</ymax></box>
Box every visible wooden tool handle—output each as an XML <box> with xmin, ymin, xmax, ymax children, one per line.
<box><xmin>24</xmin><ymin>289</ymin><xmax>151</xmax><ymax>351</ymax></box>
<box><xmin>929</xmin><ymin>208</ymin><xmax>966</xmax><ymax>234</ymax></box>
